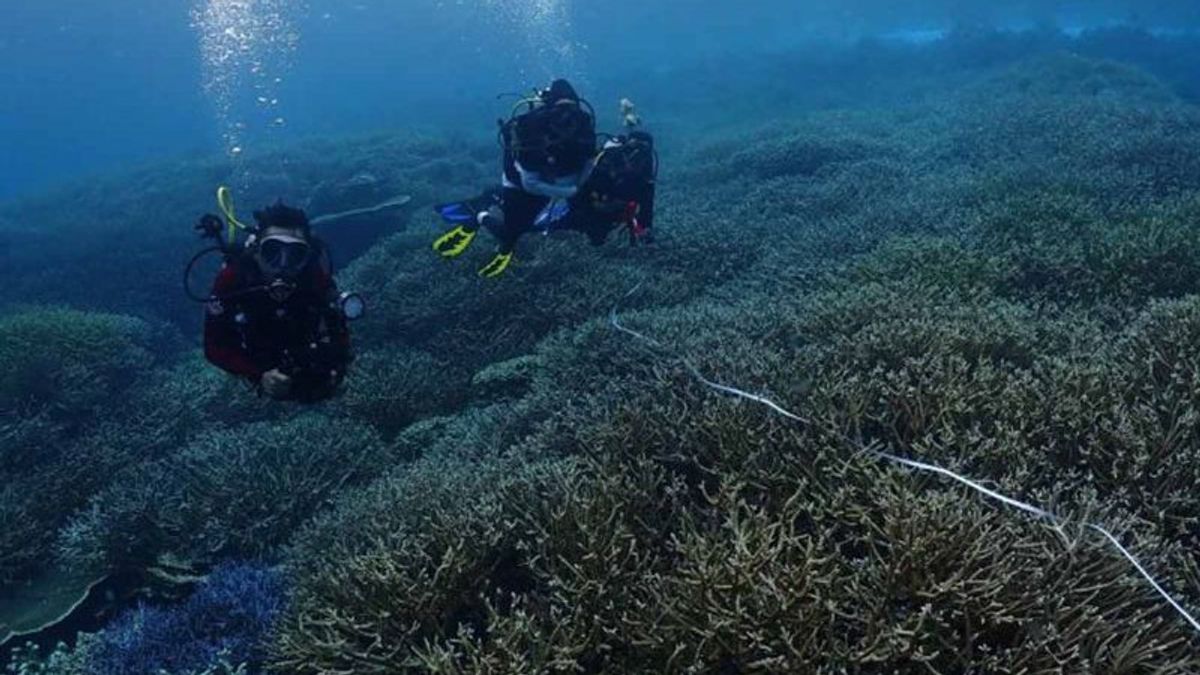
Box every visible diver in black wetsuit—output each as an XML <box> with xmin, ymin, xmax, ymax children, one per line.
<box><xmin>557</xmin><ymin>130</ymin><xmax>657</xmax><ymax>247</ymax></box>
<box><xmin>433</xmin><ymin>82</ymin><xmax>657</xmax><ymax>276</ymax></box>
<box><xmin>432</xmin><ymin>79</ymin><xmax>607</xmax><ymax>277</ymax></box>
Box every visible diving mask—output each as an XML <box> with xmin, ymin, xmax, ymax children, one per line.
<box><xmin>256</xmin><ymin>234</ymin><xmax>311</xmax><ymax>278</ymax></box>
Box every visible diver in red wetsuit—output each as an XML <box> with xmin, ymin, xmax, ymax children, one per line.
<box><xmin>201</xmin><ymin>202</ymin><xmax>353</xmax><ymax>403</ymax></box>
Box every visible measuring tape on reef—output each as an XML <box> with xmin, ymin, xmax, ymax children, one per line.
<box><xmin>609</xmin><ymin>281</ymin><xmax>1200</xmax><ymax>637</ymax></box>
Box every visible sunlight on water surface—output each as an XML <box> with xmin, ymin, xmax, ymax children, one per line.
<box><xmin>193</xmin><ymin>0</ymin><xmax>303</xmax><ymax>187</ymax></box>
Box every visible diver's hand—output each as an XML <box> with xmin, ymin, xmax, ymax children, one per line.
<box><xmin>261</xmin><ymin>369</ymin><xmax>293</xmax><ymax>400</ymax></box>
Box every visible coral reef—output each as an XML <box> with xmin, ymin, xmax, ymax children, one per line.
<box><xmin>0</xmin><ymin>307</ymin><xmax>159</xmax><ymax>419</ymax></box>
<box><xmin>266</xmin><ymin>51</ymin><xmax>1200</xmax><ymax>672</ymax></box>
<box><xmin>56</xmin><ymin>415</ymin><xmax>388</xmax><ymax>576</ymax></box>
<box><xmin>6</xmin><ymin>564</ymin><xmax>279</xmax><ymax>675</ymax></box>
<box><xmin>7</xmin><ymin>32</ymin><xmax>1200</xmax><ymax>673</ymax></box>
<box><xmin>87</xmin><ymin>563</ymin><xmax>281</xmax><ymax>675</ymax></box>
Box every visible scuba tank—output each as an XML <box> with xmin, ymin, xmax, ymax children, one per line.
<box><xmin>593</xmin><ymin>131</ymin><xmax>658</xmax><ymax>199</ymax></box>
<box><xmin>499</xmin><ymin>79</ymin><xmax>597</xmax><ymax>179</ymax></box>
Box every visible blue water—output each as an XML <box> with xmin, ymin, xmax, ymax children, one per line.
<box><xmin>4</xmin><ymin>0</ymin><xmax>1200</xmax><ymax>202</ymax></box>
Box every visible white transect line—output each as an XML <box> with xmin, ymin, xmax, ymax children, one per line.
<box><xmin>309</xmin><ymin>195</ymin><xmax>413</xmax><ymax>226</ymax></box>
<box><xmin>609</xmin><ymin>288</ymin><xmax>1200</xmax><ymax>638</ymax></box>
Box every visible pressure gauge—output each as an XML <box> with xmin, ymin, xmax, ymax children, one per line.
<box><xmin>338</xmin><ymin>292</ymin><xmax>366</xmax><ymax>321</ymax></box>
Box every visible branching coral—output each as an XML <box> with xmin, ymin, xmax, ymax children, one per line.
<box><xmin>174</xmin><ymin>416</ymin><xmax>389</xmax><ymax>559</ymax></box>
<box><xmin>85</xmin><ymin>563</ymin><xmax>282</xmax><ymax>675</ymax></box>
<box><xmin>11</xmin><ymin>42</ymin><xmax>1200</xmax><ymax>675</ymax></box>
<box><xmin>0</xmin><ymin>486</ymin><xmax>41</xmax><ymax>588</ymax></box>
<box><xmin>53</xmin><ymin>414</ymin><xmax>388</xmax><ymax>584</ymax></box>
<box><xmin>274</xmin><ymin>453</ymin><xmax>529</xmax><ymax>672</ymax></box>
<box><xmin>334</xmin><ymin>347</ymin><xmax>464</xmax><ymax>436</ymax></box>
<box><xmin>0</xmin><ymin>307</ymin><xmax>157</xmax><ymax>419</ymax></box>
<box><xmin>270</xmin><ymin>65</ymin><xmax>1200</xmax><ymax>665</ymax></box>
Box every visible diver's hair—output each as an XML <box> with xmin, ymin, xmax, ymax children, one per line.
<box><xmin>253</xmin><ymin>201</ymin><xmax>311</xmax><ymax>236</ymax></box>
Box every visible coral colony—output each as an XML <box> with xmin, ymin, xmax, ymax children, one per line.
<box><xmin>6</xmin><ymin>31</ymin><xmax>1200</xmax><ymax>673</ymax></box>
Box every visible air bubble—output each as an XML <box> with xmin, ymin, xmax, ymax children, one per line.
<box><xmin>194</xmin><ymin>0</ymin><xmax>300</xmax><ymax>175</ymax></box>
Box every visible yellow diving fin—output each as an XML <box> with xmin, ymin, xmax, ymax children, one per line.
<box><xmin>478</xmin><ymin>252</ymin><xmax>514</xmax><ymax>278</ymax></box>
<box><xmin>433</xmin><ymin>226</ymin><xmax>478</xmax><ymax>258</ymax></box>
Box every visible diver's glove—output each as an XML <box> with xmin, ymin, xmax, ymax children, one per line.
<box><xmin>479</xmin><ymin>252</ymin><xmax>514</xmax><ymax>278</ymax></box>
<box><xmin>433</xmin><ymin>226</ymin><xmax>478</xmax><ymax>258</ymax></box>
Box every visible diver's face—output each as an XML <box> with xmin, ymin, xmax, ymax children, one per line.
<box><xmin>255</xmin><ymin>226</ymin><xmax>311</xmax><ymax>279</ymax></box>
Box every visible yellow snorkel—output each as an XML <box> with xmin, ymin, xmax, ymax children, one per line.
<box><xmin>216</xmin><ymin>185</ymin><xmax>252</xmax><ymax>245</ymax></box>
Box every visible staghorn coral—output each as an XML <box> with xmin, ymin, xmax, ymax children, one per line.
<box><xmin>274</xmin><ymin>453</ymin><xmax>535</xmax><ymax>673</ymax></box>
<box><xmin>58</xmin><ymin>414</ymin><xmax>389</xmax><ymax>578</ymax></box>
<box><xmin>0</xmin><ymin>307</ymin><xmax>183</xmax><ymax>583</ymax></box>
<box><xmin>0</xmin><ymin>412</ymin><xmax>63</xmax><ymax>476</ymax></box>
<box><xmin>10</xmin><ymin>43</ymin><xmax>1200</xmax><ymax>673</ymax></box>
<box><xmin>334</xmin><ymin>347</ymin><xmax>464</xmax><ymax>436</ymax></box>
<box><xmin>0</xmin><ymin>307</ymin><xmax>158</xmax><ymax>419</ymax></box>
<box><xmin>173</xmin><ymin>416</ymin><xmax>389</xmax><ymax>559</ymax></box>
<box><xmin>273</xmin><ymin>123</ymin><xmax>1200</xmax><ymax>670</ymax></box>
<box><xmin>86</xmin><ymin>563</ymin><xmax>282</xmax><ymax>675</ymax></box>
<box><xmin>469</xmin><ymin>354</ymin><xmax>544</xmax><ymax>403</ymax></box>
<box><xmin>304</xmin><ymin>390</ymin><xmax>1200</xmax><ymax>672</ymax></box>
<box><xmin>53</xmin><ymin>462</ymin><xmax>186</xmax><ymax>577</ymax></box>
<box><xmin>0</xmin><ymin>486</ymin><xmax>43</xmax><ymax>588</ymax></box>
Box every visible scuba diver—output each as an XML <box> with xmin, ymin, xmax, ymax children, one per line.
<box><xmin>437</xmin><ymin>126</ymin><xmax>657</xmax><ymax>258</ymax></box>
<box><xmin>555</xmin><ymin>126</ymin><xmax>657</xmax><ymax>247</ymax></box>
<box><xmin>187</xmin><ymin>189</ymin><xmax>363</xmax><ymax>403</ymax></box>
<box><xmin>432</xmin><ymin>78</ymin><xmax>607</xmax><ymax>277</ymax></box>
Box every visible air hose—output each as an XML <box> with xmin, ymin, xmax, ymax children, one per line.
<box><xmin>183</xmin><ymin>247</ymin><xmax>225</xmax><ymax>303</ymax></box>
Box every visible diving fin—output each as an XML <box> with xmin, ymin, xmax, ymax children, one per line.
<box><xmin>478</xmin><ymin>252</ymin><xmax>513</xmax><ymax>278</ymax></box>
<box><xmin>435</xmin><ymin>191</ymin><xmax>499</xmax><ymax>226</ymax></box>
<box><xmin>435</xmin><ymin>201</ymin><xmax>477</xmax><ymax>225</ymax></box>
<box><xmin>433</xmin><ymin>226</ymin><xmax>478</xmax><ymax>258</ymax></box>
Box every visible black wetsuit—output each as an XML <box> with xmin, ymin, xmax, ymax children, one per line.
<box><xmin>480</xmin><ymin>133</ymin><xmax>657</xmax><ymax>249</ymax></box>
<box><xmin>486</xmin><ymin>80</ymin><xmax>598</xmax><ymax>253</ymax></box>
<box><xmin>486</xmin><ymin>145</ymin><xmax>588</xmax><ymax>253</ymax></box>
<box><xmin>564</xmin><ymin>133</ymin><xmax>657</xmax><ymax>245</ymax></box>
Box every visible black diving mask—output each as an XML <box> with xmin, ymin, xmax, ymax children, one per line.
<box><xmin>256</xmin><ymin>235</ymin><xmax>311</xmax><ymax>278</ymax></box>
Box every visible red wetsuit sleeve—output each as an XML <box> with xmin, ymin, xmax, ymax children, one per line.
<box><xmin>203</xmin><ymin>264</ymin><xmax>263</xmax><ymax>381</ymax></box>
